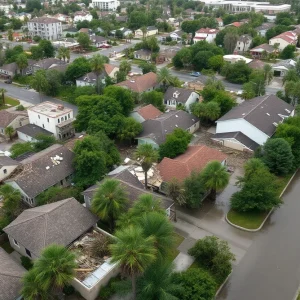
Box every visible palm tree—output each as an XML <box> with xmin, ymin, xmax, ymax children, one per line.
<box><xmin>91</xmin><ymin>179</ymin><xmax>128</xmax><ymax>232</ymax></box>
<box><xmin>57</xmin><ymin>46</ymin><xmax>70</xmax><ymax>62</ymax></box>
<box><xmin>263</xmin><ymin>64</ymin><xmax>273</xmax><ymax>85</ymax></box>
<box><xmin>27</xmin><ymin>244</ymin><xmax>77</xmax><ymax>297</ymax></box>
<box><xmin>134</xmin><ymin>144</ymin><xmax>158</xmax><ymax>189</ymax></box>
<box><xmin>128</xmin><ymin>33</ymin><xmax>134</xmax><ymax>43</ymax></box>
<box><xmin>139</xmin><ymin>212</ymin><xmax>175</xmax><ymax>258</ymax></box>
<box><xmin>22</xmin><ymin>269</ymin><xmax>48</xmax><ymax>300</ymax></box>
<box><xmin>141</xmin><ymin>26</ymin><xmax>147</xmax><ymax>38</ymax></box>
<box><xmin>166</xmin><ymin>178</ymin><xmax>186</xmax><ymax>221</ymax></box>
<box><xmin>131</xmin><ymin>194</ymin><xmax>165</xmax><ymax>218</ymax></box>
<box><xmin>0</xmin><ymin>88</ymin><xmax>6</xmax><ymax>106</ymax></box>
<box><xmin>110</xmin><ymin>226</ymin><xmax>157</xmax><ymax>300</ymax></box>
<box><xmin>137</xmin><ymin>260</ymin><xmax>182</xmax><ymax>300</ymax></box>
<box><xmin>16</xmin><ymin>53</ymin><xmax>28</xmax><ymax>75</ymax></box>
<box><xmin>157</xmin><ymin>67</ymin><xmax>173</xmax><ymax>91</ymax></box>
<box><xmin>31</xmin><ymin>70</ymin><xmax>49</xmax><ymax>102</ymax></box>
<box><xmin>90</xmin><ymin>54</ymin><xmax>106</xmax><ymax>94</ymax></box>
<box><xmin>200</xmin><ymin>161</ymin><xmax>230</xmax><ymax>201</ymax></box>
<box><xmin>5</xmin><ymin>126</ymin><xmax>14</xmax><ymax>141</ymax></box>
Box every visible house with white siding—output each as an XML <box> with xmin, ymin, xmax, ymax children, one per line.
<box><xmin>212</xmin><ymin>95</ymin><xmax>294</xmax><ymax>151</ymax></box>
<box><xmin>269</xmin><ymin>31</ymin><xmax>297</xmax><ymax>51</ymax></box>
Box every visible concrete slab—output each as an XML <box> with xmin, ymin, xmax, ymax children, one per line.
<box><xmin>173</xmin><ymin>253</ymin><xmax>195</xmax><ymax>272</ymax></box>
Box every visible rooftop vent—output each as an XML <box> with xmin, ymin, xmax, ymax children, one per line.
<box><xmin>57</xmin><ymin>105</ymin><xmax>64</xmax><ymax>110</ymax></box>
<box><xmin>46</xmin><ymin>166</ymin><xmax>50</xmax><ymax>170</ymax></box>
<box><xmin>175</xmin><ymin>125</ymin><xmax>178</xmax><ymax>127</ymax></box>
<box><xmin>266</xmin><ymin>113</ymin><xmax>270</xmax><ymax>116</ymax></box>
<box><xmin>175</xmin><ymin>115</ymin><xmax>178</xmax><ymax>117</ymax></box>
<box><xmin>285</xmin><ymin>109</ymin><xmax>291</xmax><ymax>113</ymax></box>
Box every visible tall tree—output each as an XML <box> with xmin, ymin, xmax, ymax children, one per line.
<box><xmin>16</xmin><ymin>53</ymin><xmax>28</xmax><ymax>75</ymax></box>
<box><xmin>157</xmin><ymin>67</ymin><xmax>173</xmax><ymax>91</ymax></box>
<box><xmin>57</xmin><ymin>46</ymin><xmax>70</xmax><ymax>62</ymax></box>
<box><xmin>263</xmin><ymin>64</ymin><xmax>273</xmax><ymax>85</ymax></box>
<box><xmin>110</xmin><ymin>226</ymin><xmax>157</xmax><ymax>300</ymax></box>
<box><xmin>200</xmin><ymin>161</ymin><xmax>229</xmax><ymax>200</ymax></box>
<box><xmin>90</xmin><ymin>54</ymin><xmax>106</xmax><ymax>93</ymax></box>
<box><xmin>5</xmin><ymin>126</ymin><xmax>14</xmax><ymax>141</ymax></box>
<box><xmin>92</xmin><ymin>179</ymin><xmax>128</xmax><ymax>232</ymax></box>
<box><xmin>7</xmin><ymin>29</ymin><xmax>13</xmax><ymax>42</ymax></box>
<box><xmin>134</xmin><ymin>144</ymin><xmax>159</xmax><ymax>189</ymax></box>
<box><xmin>77</xmin><ymin>32</ymin><xmax>91</xmax><ymax>50</ymax></box>
<box><xmin>223</xmin><ymin>32</ymin><xmax>239</xmax><ymax>54</ymax></box>
<box><xmin>30</xmin><ymin>70</ymin><xmax>49</xmax><ymax>102</ymax></box>
<box><xmin>0</xmin><ymin>88</ymin><xmax>6</xmax><ymax>105</ymax></box>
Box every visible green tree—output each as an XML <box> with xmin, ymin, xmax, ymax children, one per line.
<box><xmin>118</xmin><ymin>117</ymin><xmax>142</xmax><ymax>144</ymax></box>
<box><xmin>25</xmin><ymin>0</ymin><xmax>42</xmax><ymax>12</ymax></box>
<box><xmin>10</xmin><ymin>142</ymin><xmax>33</xmax><ymax>159</ymax></box>
<box><xmin>22</xmin><ymin>269</ymin><xmax>48</xmax><ymax>300</ymax></box>
<box><xmin>280</xmin><ymin>45</ymin><xmax>296</xmax><ymax>59</ymax></box>
<box><xmin>157</xmin><ymin>67</ymin><xmax>173</xmax><ymax>91</ymax></box>
<box><xmin>65</xmin><ymin>57</ymin><xmax>92</xmax><ymax>82</ymax></box>
<box><xmin>92</xmin><ymin>179</ymin><xmax>128</xmax><ymax>232</ymax></box>
<box><xmin>141</xmin><ymin>91</ymin><xmax>165</xmax><ymax>111</ymax></box>
<box><xmin>0</xmin><ymin>88</ymin><xmax>6</xmax><ymax>105</ymax></box>
<box><xmin>208</xmin><ymin>55</ymin><xmax>224</xmax><ymax>72</ymax></box>
<box><xmin>224</xmin><ymin>31</ymin><xmax>239</xmax><ymax>54</ymax></box>
<box><xmin>31</xmin><ymin>70</ymin><xmax>49</xmax><ymax>102</ymax></box>
<box><xmin>262</xmin><ymin>138</ymin><xmax>294</xmax><ymax>175</ymax></box>
<box><xmin>0</xmin><ymin>184</ymin><xmax>22</xmax><ymax>218</ymax></box>
<box><xmin>57</xmin><ymin>46</ymin><xmax>70</xmax><ymax>62</ymax></box>
<box><xmin>109</xmin><ymin>226</ymin><xmax>157</xmax><ymax>300</ymax></box>
<box><xmin>22</xmin><ymin>245</ymin><xmax>77</xmax><ymax>298</ymax></box>
<box><xmin>16</xmin><ymin>53</ymin><xmax>28</xmax><ymax>75</ymax></box>
<box><xmin>263</xmin><ymin>64</ymin><xmax>273</xmax><ymax>85</ymax></box>
<box><xmin>90</xmin><ymin>54</ymin><xmax>107</xmax><ymax>94</ymax></box>
<box><xmin>200</xmin><ymin>161</ymin><xmax>229</xmax><ymax>200</ymax></box>
<box><xmin>30</xmin><ymin>45</ymin><xmax>44</xmax><ymax>60</ymax></box>
<box><xmin>134</xmin><ymin>144</ymin><xmax>159</xmax><ymax>189</ymax></box>
<box><xmin>222</xmin><ymin>61</ymin><xmax>252</xmax><ymax>84</ymax></box>
<box><xmin>283</xmin><ymin>69</ymin><xmax>299</xmax><ymax>85</ymax></box>
<box><xmin>77</xmin><ymin>32</ymin><xmax>91</xmax><ymax>49</ymax></box>
<box><xmin>139</xmin><ymin>61</ymin><xmax>157</xmax><ymax>74</ymax></box>
<box><xmin>32</xmin><ymin>134</ymin><xmax>56</xmax><ymax>152</ymax></box>
<box><xmin>191</xmin><ymin>101</ymin><xmax>221</xmax><ymax>124</ymax></box>
<box><xmin>8</xmin><ymin>29</ymin><xmax>13</xmax><ymax>42</ymax></box>
<box><xmin>188</xmin><ymin>236</ymin><xmax>235</xmax><ymax>283</ymax></box>
<box><xmin>159</xmin><ymin>128</ymin><xmax>192</xmax><ymax>159</ymax></box>
<box><xmin>39</xmin><ymin>39</ymin><xmax>55</xmax><ymax>58</ymax></box>
<box><xmin>119</xmin><ymin>60</ymin><xmax>132</xmax><ymax>74</ymax></box>
<box><xmin>4</xmin><ymin>126</ymin><xmax>14</xmax><ymax>141</ymax></box>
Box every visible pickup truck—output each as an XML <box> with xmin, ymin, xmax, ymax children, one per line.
<box><xmin>190</xmin><ymin>72</ymin><xmax>201</xmax><ymax>77</ymax></box>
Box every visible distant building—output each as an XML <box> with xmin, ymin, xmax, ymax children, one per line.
<box><xmin>0</xmin><ymin>110</ymin><xmax>29</xmax><ymax>137</ymax></box>
<box><xmin>134</xmin><ymin>49</ymin><xmax>152</xmax><ymax>61</ymax></box>
<box><xmin>272</xmin><ymin>59</ymin><xmax>296</xmax><ymax>77</ymax></box>
<box><xmin>269</xmin><ymin>31</ymin><xmax>297</xmax><ymax>51</ymax></box>
<box><xmin>91</xmin><ymin>0</ymin><xmax>120</xmax><ymax>11</ymax></box>
<box><xmin>250</xmin><ymin>43</ymin><xmax>276</xmax><ymax>59</ymax></box>
<box><xmin>73</xmin><ymin>11</ymin><xmax>93</xmax><ymax>23</ymax></box>
<box><xmin>235</xmin><ymin>34</ymin><xmax>252</xmax><ymax>53</ymax></box>
<box><xmin>223</xmin><ymin>54</ymin><xmax>252</xmax><ymax>64</ymax></box>
<box><xmin>256</xmin><ymin>22</ymin><xmax>275</xmax><ymax>37</ymax></box>
<box><xmin>135</xmin><ymin>26</ymin><xmax>158</xmax><ymax>38</ymax></box>
<box><xmin>193</xmin><ymin>28</ymin><xmax>219</xmax><ymax>43</ymax></box>
<box><xmin>27</xmin><ymin>17</ymin><xmax>62</xmax><ymax>40</ymax></box>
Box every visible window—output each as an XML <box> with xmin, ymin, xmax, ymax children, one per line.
<box><xmin>38</xmin><ymin>115</ymin><xmax>40</xmax><ymax>119</ymax></box>
<box><xmin>58</xmin><ymin>119</ymin><xmax>60</xmax><ymax>123</ymax></box>
<box><xmin>13</xmin><ymin>239</ymin><xmax>19</xmax><ymax>247</ymax></box>
<box><xmin>61</xmin><ymin>117</ymin><xmax>64</xmax><ymax>122</ymax></box>
<box><xmin>47</xmin><ymin>118</ymin><xmax>49</xmax><ymax>122</ymax></box>
<box><xmin>25</xmin><ymin>248</ymin><xmax>32</xmax><ymax>257</ymax></box>
<box><xmin>65</xmin><ymin>116</ymin><xmax>67</xmax><ymax>121</ymax></box>
<box><xmin>3</xmin><ymin>169</ymin><xmax>7</xmax><ymax>174</ymax></box>
<box><xmin>42</xmin><ymin>124</ymin><xmax>45</xmax><ymax>128</ymax></box>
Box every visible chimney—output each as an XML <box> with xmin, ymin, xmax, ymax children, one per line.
<box><xmin>57</xmin><ymin>105</ymin><xmax>64</xmax><ymax>110</ymax></box>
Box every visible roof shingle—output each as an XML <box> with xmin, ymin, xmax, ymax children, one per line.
<box><xmin>137</xmin><ymin>104</ymin><xmax>162</xmax><ymax>120</ymax></box>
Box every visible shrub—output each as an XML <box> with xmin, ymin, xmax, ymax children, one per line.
<box><xmin>16</xmin><ymin>105</ymin><xmax>25</xmax><ymax>111</ymax></box>
<box><xmin>98</xmin><ymin>276</ymin><xmax>121</xmax><ymax>300</ymax></box>
<box><xmin>63</xmin><ymin>285</ymin><xmax>75</xmax><ymax>296</ymax></box>
<box><xmin>21</xmin><ymin>256</ymin><xmax>33</xmax><ymax>270</ymax></box>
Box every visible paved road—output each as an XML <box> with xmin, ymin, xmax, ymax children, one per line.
<box><xmin>217</xmin><ymin>171</ymin><xmax>300</xmax><ymax>300</ymax></box>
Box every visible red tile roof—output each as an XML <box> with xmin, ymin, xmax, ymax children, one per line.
<box><xmin>196</xmin><ymin>28</ymin><xmax>219</xmax><ymax>34</ymax></box>
<box><xmin>104</xmin><ymin>63</ymin><xmax>116</xmax><ymax>75</ymax></box>
<box><xmin>158</xmin><ymin>145</ymin><xmax>227</xmax><ymax>182</ymax></box>
<box><xmin>137</xmin><ymin>104</ymin><xmax>162</xmax><ymax>120</ymax></box>
<box><xmin>270</xmin><ymin>31</ymin><xmax>297</xmax><ymax>44</ymax></box>
<box><xmin>230</xmin><ymin>22</ymin><xmax>243</xmax><ymax>27</ymax></box>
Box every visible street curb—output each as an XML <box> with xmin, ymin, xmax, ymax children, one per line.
<box><xmin>225</xmin><ymin>169</ymin><xmax>298</xmax><ymax>232</ymax></box>
<box><xmin>215</xmin><ymin>271</ymin><xmax>232</xmax><ymax>298</ymax></box>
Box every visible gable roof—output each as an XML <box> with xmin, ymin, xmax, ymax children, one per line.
<box><xmin>6</xmin><ymin>144</ymin><xmax>75</xmax><ymax>198</ymax></box>
<box><xmin>250</xmin><ymin>43</ymin><xmax>275</xmax><ymax>53</ymax></box>
<box><xmin>0</xmin><ymin>110</ymin><xmax>18</xmax><ymax>128</ymax></box>
<box><xmin>3</xmin><ymin>198</ymin><xmax>98</xmax><ymax>257</ymax></box>
<box><xmin>270</xmin><ymin>31</ymin><xmax>297</xmax><ymax>44</ymax></box>
<box><xmin>82</xmin><ymin>169</ymin><xmax>173</xmax><ymax>209</ymax></box>
<box><xmin>272</xmin><ymin>59</ymin><xmax>296</xmax><ymax>70</ymax></box>
<box><xmin>34</xmin><ymin>58</ymin><xmax>67</xmax><ymax>70</ymax></box>
<box><xmin>0</xmin><ymin>248</ymin><xmax>26</xmax><ymax>300</ymax></box>
<box><xmin>104</xmin><ymin>63</ymin><xmax>116</xmax><ymax>75</ymax></box>
<box><xmin>217</xmin><ymin>95</ymin><xmax>294</xmax><ymax>136</ymax></box>
<box><xmin>248</xmin><ymin>59</ymin><xmax>265</xmax><ymax>69</ymax></box>
<box><xmin>116</xmin><ymin>72</ymin><xmax>157</xmax><ymax>93</ymax></box>
<box><xmin>137</xmin><ymin>104</ymin><xmax>162</xmax><ymax>120</ymax></box>
<box><xmin>0</xmin><ymin>155</ymin><xmax>19</xmax><ymax>168</ymax></box>
<box><xmin>158</xmin><ymin>145</ymin><xmax>227</xmax><ymax>182</ymax></box>
<box><xmin>137</xmin><ymin>110</ymin><xmax>199</xmax><ymax>145</ymax></box>
<box><xmin>164</xmin><ymin>86</ymin><xmax>195</xmax><ymax>104</ymax></box>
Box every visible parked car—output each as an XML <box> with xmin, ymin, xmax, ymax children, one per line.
<box><xmin>190</xmin><ymin>72</ymin><xmax>201</xmax><ymax>77</ymax></box>
<box><xmin>99</xmin><ymin>44</ymin><xmax>112</xmax><ymax>49</ymax></box>
<box><xmin>4</xmin><ymin>79</ymin><xmax>12</xmax><ymax>84</ymax></box>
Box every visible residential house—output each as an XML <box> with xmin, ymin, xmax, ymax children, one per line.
<box><xmin>134</xmin><ymin>49</ymin><xmax>152</xmax><ymax>61</ymax></box>
<box><xmin>164</xmin><ymin>86</ymin><xmax>199</xmax><ymax>111</ymax></box>
<box><xmin>272</xmin><ymin>59</ymin><xmax>296</xmax><ymax>77</ymax></box>
<box><xmin>14</xmin><ymin>12</ymin><xmax>31</xmax><ymax>21</ymax></box>
<box><xmin>0</xmin><ymin>59</ymin><xmax>36</xmax><ymax>77</ymax></box>
<box><xmin>135</xmin><ymin>26</ymin><xmax>158</xmax><ymax>38</ymax></box>
<box><xmin>82</xmin><ymin>167</ymin><xmax>175</xmax><ymax>218</ymax></box>
<box><xmin>235</xmin><ymin>34</ymin><xmax>252</xmax><ymax>52</ymax></box>
<box><xmin>52</xmin><ymin>13</ymin><xmax>71</xmax><ymax>23</ymax></box>
<box><xmin>223</xmin><ymin>54</ymin><xmax>252</xmax><ymax>64</ymax></box>
<box><xmin>0</xmin><ymin>155</ymin><xmax>19</xmax><ymax>182</ymax></box>
<box><xmin>0</xmin><ymin>248</ymin><xmax>26</xmax><ymax>300</ymax></box>
<box><xmin>248</xmin><ymin>59</ymin><xmax>265</xmax><ymax>70</ymax></box>
<box><xmin>0</xmin><ymin>110</ymin><xmax>29</xmax><ymax>136</ymax></box>
<box><xmin>32</xmin><ymin>58</ymin><xmax>68</xmax><ymax>73</ymax></box>
<box><xmin>5</xmin><ymin>144</ymin><xmax>75</xmax><ymax>206</ymax></box>
<box><xmin>158</xmin><ymin>145</ymin><xmax>227</xmax><ymax>183</ymax></box>
<box><xmin>269</xmin><ymin>31</ymin><xmax>297</xmax><ymax>51</ymax></box>
<box><xmin>91</xmin><ymin>0</ymin><xmax>120</xmax><ymax>11</ymax></box>
<box><xmin>0</xmin><ymin>3</ymin><xmax>13</xmax><ymax>13</ymax></box>
<box><xmin>250</xmin><ymin>43</ymin><xmax>276</xmax><ymax>59</ymax></box>
<box><xmin>256</xmin><ymin>22</ymin><xmax>275</xmax><ymax>37</ymax></box>
<box><xmin>130</xmin><ymin>104</ymin><xmax>163</xmax><ymax>123</ymax></box>
<box><xmin>17</xmin><ymin>124</ymin><xmax>54</xmax><ymax>142</ymax></box>
<box><xmin>78</xmin><ymin>28</ymin><xmax>90</xmax><ymax>34</ymax></box>
<box><xmin>27</xmin><ymin>17</ymin><xmax>62</xmax><ymax>40</ymax></box>
<box><xmin>73</xmin><ymin>11</ymin><xmax>93</xmax><ymax>23</ymax></box>
<box><xmin>216</xmin><ymin>17</ymin><xmax>223</xmax><ymax>27</ymax></box>
<box><xmin>27</xmin><ymin>101</ymin><xmax>75</xmax><ymax>140</ymax></box>
<box><xmin>116</xmin><ymin>72</ymin><xmax>158</xmax><ymax>93</ymax></box>
<box><xmin>157</xmin><ymin>47</ymin><xmax>181</xmax><ymax>63</ymax></box>
<box><xmin>226</xmin><ymin>21</ymin><xmax>244</xmax><ymax>28</ymax></box>
<box><xmin>111</xmin><ymin>27</ymin><xmax>132</xmax><ymax>37</ymax></box>
<box><xmin>137</xmin><ymin>110</ymin><xmax>200</xmax><ymax>148</ymax></box>
<box><xmin>193</xmin><ymin>28</ymin><xmax>219</xmax><ymax>43</ymax></box>
<box><xmin>169</xmin><ymin>30</ymin><xmax>187</xmax><ymax>42</ymax></box>
<box><xmin>76</xmin><ymin>64</ymin><xmax>119</xmax><ymax>87</ymax></box>
<box><xmin>90</xmin><ymin>35</ymin><xmax>109</xmax><ymax>47</ymax></box>
<box><xmin>116</xmin><ymin>15</ymin><xmax>128</xmax><ymax>23</ymax></box>
<box><xmin>212</xmin><ymin>95</ymin><xmax>294</xmax><ymax>151</ymax></box>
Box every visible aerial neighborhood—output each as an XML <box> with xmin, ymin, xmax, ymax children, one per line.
<box><xmin>0</xmin><ymin>0</ymin><xmax>300</xmax><ymax>299</ymax></box>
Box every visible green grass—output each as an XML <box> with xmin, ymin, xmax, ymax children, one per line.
<box><xmin>297</xmin><ymin>292</ymin><xmax>300</xmax><ymax>300</ymax></box>
<box><xmin>0</xmin><ymin>241</ymin><xmax>14</xmax><ymax>253</ymax></box>
<box><xmin>0</xmin><ymin>96</ymin><xmax>20</xmax><ymax>110</ymax></box>
<box><xmin>168</xmin><ymin>232</ymin><xmax>185</xmax><ymax>262</ymax></box>
<box><xmin>227</xmin><ymin>173</ymin><xmax>294</xmax><ymax>230</ymax></box>
<box><xmin>166</xmin><ymin>62</ymin><xmax>174</xmax><ymax>68</ymax></box>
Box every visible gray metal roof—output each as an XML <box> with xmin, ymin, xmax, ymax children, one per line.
<box><xmin>164</xmin><ymin>86</ymin><xmax>195</xmax><ymax>104</ymax></box>
<box><xmin>216</xmin><ymin>95</ymin><xmax>294</xmax><ymax>136</ymax></box>
<box><xmin>3</xmin><ymin>198</ymin><xmax>98</xmax><ymax>257</ymax></box>
<box><xmin>213</xmin><ymin>132</ymin><xmax>259</xmax><ymax>150</ymax></box>
<box><xmin>138</xmin><ymin>110</ymin><xmax>199</xmax><ymax>145</ymax></box>
<box><xmin>17</xmin><ymin>124</ymin><xmax>53</xmax><ymax>138</ymax></box>
<box><xmin>0</xmin><ymin>248</ymin><xmax>26</xmax><ymax>300</ymax></box>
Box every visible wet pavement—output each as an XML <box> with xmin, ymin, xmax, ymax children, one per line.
<box><xmin>217</xmin><ymin>170</ymin><xmax>300</xmax><ymax>300</ymax></box>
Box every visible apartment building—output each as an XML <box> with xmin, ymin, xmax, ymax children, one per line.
<box><xmin>27</xmin><ymin>17</ymin><xmax>62</xmax><ymax>41</ymax></box>
<box><xmin>91</xmin><ymin>0</ymin><xmax>120</xmax><ymax>11</ymax></box>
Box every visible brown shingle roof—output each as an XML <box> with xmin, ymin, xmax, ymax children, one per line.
<box><xmin>0</xmin><ymin>110</ymin><xmax>17</xmax><ymax>128</ymax></box>
<box><xmin>116</xmin><ymin>72</ymin><xmax>157</xmax><ymax>93</ymax></box>
<box><xmin>158</xmin><ymin>145</ymin><xmax>227</xmax><ymax>182</ymax></box>
<box><xmin>137</xmin><ymin>104</ymin><xmax>162</xmax><ymax>120</ymax></box>
<box><xmin>0</xmin><ymin>248</ymin><xmax>26</xmax><ymax>300</ymax></box>
<box><xmin>104</xmin><ymin>63</ymin><xmax>116</xmax><ymax>75</ymax></box>
<box><xmin>6</xmin><ymin>144</ymin><xmax>75</xmax><ymax>198</ymax></box>
<box><xmin>3</xmin><ymin>198</ymin><xmax>98</xmax><ymax>257</ymax></box>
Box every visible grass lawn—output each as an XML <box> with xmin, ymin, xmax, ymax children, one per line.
<box><xmin>0</xmin><ymin>241</ymin><xmax>14</xmax><ymax>253</ymax></box>
<box><xmin>227</xmin><ymin>173</ymin><xmax>294</xmax><ymax>230</ymax></box>
<box><xmin>0</xmin><ymin>96</ymin><xmax>20</xmax><ymax>110</ymax></box>
<box><xmin>168</xmin><ymin>232</ymin><xmax>185</xmax><ymax>262</ymax></box>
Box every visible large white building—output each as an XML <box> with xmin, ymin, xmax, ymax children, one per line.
<box><xmin>27</xmin><ymin>17</ymin><xmax>62</xmax><ymax>41</ymax></box>
<box><xmin>27</xmin><ymin>102</ymin><xmax>75</xmax><ymax>140</ymax></box>
<box><xmin>199</xmin><ymin>0</ymin><xmax>291</xmax><ymax>14</ymax></box>
<box><xmin>91</xmin><ymin>0</ymin><xmax>120</xmax><ymax>11</ymax></box>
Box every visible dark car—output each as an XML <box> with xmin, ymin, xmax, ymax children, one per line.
<box><xmin>4</xmin><ymin>79</ymin><xmax>12</xmax><ymax>84</ymax></box>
